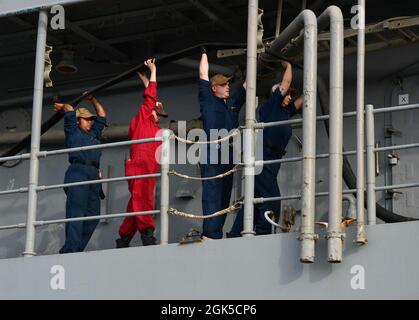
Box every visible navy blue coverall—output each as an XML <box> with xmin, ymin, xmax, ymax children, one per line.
<box><xmin>60</xmin><ymin>111</ymin><xmax>107</xmax><ymax>253</ymax></box>
<box><xmin>198</xmin><ymin>79</ymin><xmax>246</xmax><ymax>239</ymax></box>
<box><xmin>230</xmin><ymin>88</ymin><xmax>299</xmax><ymax>236</ymax></box>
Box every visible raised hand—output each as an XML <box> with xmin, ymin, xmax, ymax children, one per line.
<box><xmin>83</xmin><ymin>91</ymin><xmax>94</xmax><ymax>101</ymax></box>
<box><xmin>144</xmin><ymin>58</ymin><xmax>156</xmax><ymax>82</ymax></box>
<box><xmin>54</xmin><ymin>102</ymin><xmax>73</xmax><ymax>112</ymax></box>
<box><xmin>144</xmin><ymin>58</ymin><xmax>156</xmax><ymax>72</ymax></box>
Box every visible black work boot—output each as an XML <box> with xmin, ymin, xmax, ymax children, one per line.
<box><xmin>116</xmin><ymin>235</ymin><xmax>131</xmax><ymax>248</ymax></box>
<box><xmin>141</xmin><ymin>228</ymin><xmax>157</xmax><ymax>246</ymax></box>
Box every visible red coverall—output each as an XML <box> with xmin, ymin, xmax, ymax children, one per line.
<box><xmin>119</xmin><ymin>81</ymin><xmax>161</xmax><ymax>237</ymax></box>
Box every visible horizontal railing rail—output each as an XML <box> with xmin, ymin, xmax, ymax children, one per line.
<box><xmin>34</xmin><ymin>210</ymin><xmax>160</xmax><ymax>226</ymax></box>
<box><xmin>254</xmin><ymin>103</ymin><xmax>419</xmax><ymax>129</ymax></box>
<box><xmin>3</xmin><ymin>101</ymin><xmax>419</xmax><ymax>256</ymax></box>
<box><xmin>38</xmin><ymin>137</ymin><xmax>162</xmax><ymax>157</ymax></box>
<box><xmin>37</xmin><ymin>173</ymin><xmax>161</xmax><ymax>191</ymax></box>
<box><xmin>0</xmin><ymin>136</ymin><xmax>165</xmax><ymax>238</ymax></box>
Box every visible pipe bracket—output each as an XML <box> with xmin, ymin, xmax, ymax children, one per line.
<box><xmin>298</xmin><ymin>233</ymin><xmax>319</xmax><ymax>241</ymax></box>
<box><xmin>326</xmin><ymin>231</ymin><xmax>345</xmax><ymax>240</ymax></box>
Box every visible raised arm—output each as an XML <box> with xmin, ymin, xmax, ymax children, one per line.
<box><xmin>55</xmin><ymin>103</ymin><xmax>77</xmax><ymax>134</ymax></box>
<box><xmin>81</xmin><ymin>94</ymin><xmax>107</xmax><ymax>137</ymax></box>
<box><xmin>54</xmin><ymin>102</ymin><xmax>74</xmax><ymax>113</ymax></box>
<box><xmin>148</xmin><ymin>58</ymin><xmax>156</xmax><ymax>82</ymax></box>
<box><xmin>140</xmin><ymin>58</ymin><xmax>158</xmax><ymax>115</ymax></box>
<box><xmin>199</xmin><ymin>47</ymin><xmax>209</xmax><ymax>81</ymax></box>
<box><xmin>85</xmin><ymin>94</ymin><xmax>106</xmax><ymax>117</ymax></box>
<box><xmin>137</xmin><ymin>71</ymin><xmax>149</xmax><ymax>88</ymax></box>
<box><xmin>279</xmin><ymin>61</ymin><xmax>292</xmax><ymax>95</ymax></box>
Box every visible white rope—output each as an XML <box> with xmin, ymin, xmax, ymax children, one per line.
<box><xmin>168</xmin><ymin>202</ymin><xmax>242</xmax><ymax>220</ymax></box>
<box><xmin>171</xmin><ymin>128</ymin><xmax>240</xmax><ymax>144</ymax></box>
<box><xmin>168</xmin><ymin>165</ymin><xmax>241</xmax><ymax>180</ymax></box>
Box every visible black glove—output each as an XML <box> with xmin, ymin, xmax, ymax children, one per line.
<box><xmin>200</xmin><ymin>46</ymin><xmax>207</xmax><ymax>54</ymax></box>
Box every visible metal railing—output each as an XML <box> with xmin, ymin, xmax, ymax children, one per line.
<box><xmin>3</xmin><ymin>101</ymin><xmax>419</xmax><ymax>257</ymax></box>
<box><xmin>253</xmin><ymin>102</ymin><xmax>419</xmax><ymax>206</ymax></box>
<box><xmin>0</xmin><ymin>133</ymin><xmax>170</xmax><ymax>255</ymax></box>
<box><xmin>2</xmin><ymin>5</ymin><xmax>419</xmax><ymax>263</ymax></box>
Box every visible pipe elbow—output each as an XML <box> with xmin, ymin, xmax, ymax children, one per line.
<box><xmin>342</xmin><ymin>195</ymin><xmax>356</xmax><ymax>207</ymax></box>
<box><xmin>301</xmin><ymin>9</ymin><xmax>318</xmax><ymax>27</ymax></box>
<box><xmin>326</xmin><ymin>6</ymin><xmax>344</xmax><ymax>23</ymax></box>
<box><xmin>317</xmin><ymin>6</ymin><xmax>343</xmax><ymax>28</ymax></box>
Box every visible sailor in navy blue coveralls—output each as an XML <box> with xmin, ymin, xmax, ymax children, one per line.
<box><xmin>55</xmin><ymin>98</ymin><xmax>107</xmax><ymax>253</ymax></box>
<box><xmin>198</xmin><ymin>50</ymin><xmax>246</xmax><ymax>239</ymax></box>
<box><xmin>229</xmin><ymin>88</ymin><xmax>300</xmax><ymax>236</ymax></box>
<box><xmin>230</xmin><ymin>61</ymin><xmax>302</xmax><ymax>236</ymax></box>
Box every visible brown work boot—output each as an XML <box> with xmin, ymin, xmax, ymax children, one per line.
<box><xmin>141</xmin><ymin>228</ymin><xmax>157</xmax><ymax>246</ymax></box>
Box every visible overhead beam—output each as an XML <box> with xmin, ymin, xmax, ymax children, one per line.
<box><xmin>172</xmin><ymin>58</ymin><xmax>234</xmax><ymax>75</ymax></box>
<box><xmin>3</xmin><ymin>15</ymin><xmax>128</xmax><ymax>61</ymax></box>
<box><xmin>0</xmin><ymin>13</ymin><xmax>251</xmax><ymax>65</ymax></box>
<box><xmin>104</xmin><ymin>14</ymin><xmax>248</xmax><ymax>45</ymax></box>
<box><xmin>158</xmin><ymin>0</ymin><xmax>194</xmax><ymax>24</ymax></box>
<box><xmin>318</xmin><ymin>16</ymin><xmax>419</xmax><ymax>41</ymax></box>
<box><xmin>6</xmin><ymin>16</ymin><xmax>61</xmax><ymax>45</ymax></box>
<box><xmin>202</xmin><ymin>0</ymin><xmax>235</xmax><ymax>17</ymax></box>
<box><xmin>0</xmin><ymin>0</ymin><xmax>249</xmax><ymax>44</ymax></box>
<box><xmin>65</xmin><ymin>20</ymin><xmax>129</xmax><ymax>61</ymax></box>
<box><xmin>187</xmin><ymin>0</ymin><xmax>237</xmax><ymax>34</ymax></box>
<box><xmin>6</xmin><ymin>16</ymin><xmax>34</xmax><ymax>28</ymax></box>
<box><xmin>0</xmin><ymin>2</ymin><xmax>191</xmax><ymax>42</ymax></box>
<box><xmin>0</xmin><ymin>0</ymin><xmax>93</xmax><ymax>17</ymax></box>
<box><xmin>73</xmin><ymin>2</ymin><xmax>191</xmax><ymax>27</ymax></box>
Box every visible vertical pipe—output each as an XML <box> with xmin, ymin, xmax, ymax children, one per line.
<box><xmin>275</xmin><ymin>0</ymin><xmax>283</xmax><ymax>38</ymax></box>
<box><xmin>356</xmin><ymin>0</ymin><xmax>367</xmax><ymax>244</ymax></box>
<box><xmin>325</xmin><ymin>7</ymin><xmax>344</xmax><ymax>263</ymax></box>
<box><xmin>366</xmin><ymin>104</ymin><xmax>377</xmax><ymax>225</ymax></box>
<box><xmin>254</xmin><ymin>9</ymin><xmax>318</xmax><ymax>261</ymax></box>
<box><xmin>160</xmin><ymin>129</ymin><xmax>171</xmax><ymax>244</ymax></box>
<box><xmin>242</xmin><ymin>0</ymin><xmax>258</xmax><ymax>237</ymax></box>
<box><xmin>23</xmin><ymin>10</ymin><xmax>48</xmax><ymax>257</ymax></box>
<box><xmin>299</xmin><ymin>11</ymin><xmax>318</xmax><ymax>263</ymax></box>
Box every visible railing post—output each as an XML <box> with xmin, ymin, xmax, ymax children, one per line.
<box><xmin>160</xmin><ymin>129</ymin><xmax>170</xmax><ymax>244</ymax></box>
<box><xmin>356</xmin><ymin>0</ymin><xmax>367</xmax><ymax>244</ymax></box>
<box><xmin>242</xmin><ymin>0</ymin><xmax>258</xmax><ymax>237</ymax></box>
<box><xmin>23</xmin><ymin>9</ymin><xmax>48</xmax><ymax>257</ymax></box>
<box><xmin>366</xmin><ymin>104</ymin><xmax>377</xmax><ymax>225</ymax></box>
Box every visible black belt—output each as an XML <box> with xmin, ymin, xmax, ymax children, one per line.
<box><xmin>70</xmin><ymin>159</ymin><xmax>99</xmax><ymax>169</ymax></box>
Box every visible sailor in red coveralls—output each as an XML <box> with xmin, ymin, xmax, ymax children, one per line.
<box><xmin>116</xmin><ymin>58</ymin><xmax>168</xmax><ymax>248</ymax></box>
